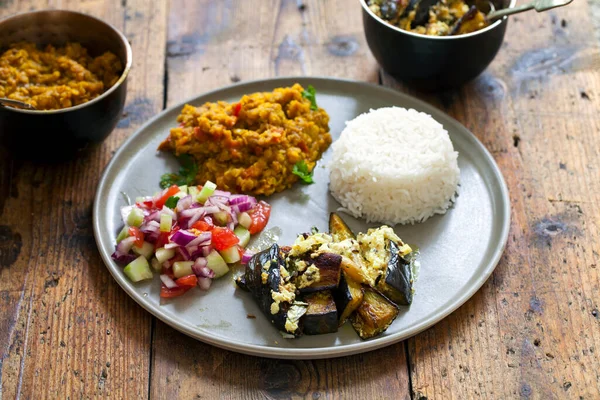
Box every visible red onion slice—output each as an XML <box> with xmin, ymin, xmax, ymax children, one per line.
<box><xmin>160</xmin><ymin>274</ymin><xmax>177</xmax><ymax>289</ymax></box>
<box><xmin>171</xmin><ymin>230</ymin><xmax>197</xmax><ymax>246</ymax></box>
<box><xmin>187</xmin><ymin>232</ymin><xmax>211</xmax><ymax>247</ymax></box>
<box><xmin>241</xmin><ymin>249</ymin><xmax>255</xmax><ymax>264</ymax></box>
<box><xmin>176</xmin><ymin>195</ymin><xmax>193</xmax><ymax>210</ymax></box>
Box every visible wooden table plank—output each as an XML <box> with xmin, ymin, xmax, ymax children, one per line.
<box><xmin>150</xmin><ymin>1</ymin><xmax>409</xmax><ymax>399</ymax></box>
<box><xmin>381</xmin><ymin>0</ymin><xmax>600</xmax><ymax>398</ymax></box>
<box><xmin>0</xmin><ymin>1</ymin><xmax>167</xmax><ymax>398</ymax></box>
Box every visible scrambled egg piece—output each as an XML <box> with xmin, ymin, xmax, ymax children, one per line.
<box><xmin>294</xmin><ymin>265</ymin><xmax>321</xmax><ymax>289</ymax></box>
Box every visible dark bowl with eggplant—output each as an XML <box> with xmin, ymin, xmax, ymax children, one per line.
<box><xmin>361</xmin><ymin>0</ymin><xmax>516</xmax><ymax>91</ymax></box>
<box><xmin>236</xmin><ymin>213</ymin><xmax>418</xmax><ymax>339</ymax></box>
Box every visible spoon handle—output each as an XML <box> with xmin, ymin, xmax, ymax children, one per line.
<box><xmin>486</xmin><ymin>2</ymin><xmax>535</xmax><ymax>21</ymax></box>
<box><xmin>0</xmin><ymin>98</ymin><xmax>36</xmax><ymax>110</ymax></box>
<box><xmin>487</xmin><ymin>0</ymin><xmax>573</xmax><ymax>21</ymax></box>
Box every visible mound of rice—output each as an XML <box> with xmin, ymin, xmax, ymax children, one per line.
<box><xmin>329</xmin><ymin>107</ymin><xmax>460</xmax><ymax>225</ymax></box>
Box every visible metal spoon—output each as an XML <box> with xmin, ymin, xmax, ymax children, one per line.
<box><xmin>0</xmin><ymin>98</ymin><xmax>36</xmax><ymax>110</ymax></box>
<box><xmin>486</xmin><ymin>0</ymin><xmax>573</xmax><ymax>22</ymax></box>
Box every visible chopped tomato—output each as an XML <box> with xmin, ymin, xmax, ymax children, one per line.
<box><xmin>248</xmin><ymin>201</ymin><xmax>271</xmax><ymax>234</ymax></box>
<box><xmin>233</xmin><ymin>102</ymin><xmax>242</xmax><ymax>117</ymax></box>
<box><xmin>160</xmin><ymin>285</ymin><xmax>189</xmax><ymax>298</ymax></box>
<box><xmin>191</xmin><ymin>220</ymin><xmax>213</xmax><ymax>231</ymax></box>
<box><xmin>212</xmin><ymin>227</ymin><xmax>239</xmax><ymax>251</ymax></box>
<box><xmin>136</xmin><ymin>200</ymin><xmax>154</xmax><ymax>209</ymax></box>
<box><xmin>128</xmin><ymin>227</ymin><xmax>145</xmax><ymax>248</ymax></box>
<box><xmin>156</xmin><ymin>185</ymin><xmax>180</xmax><ymax>208</ymax></box>
<box><xmin>175</xmin><ymin>274</ymin><xmax>198</xmax><ymax>288</ymax></box>
<box><xmin>155</xmin><ymin>232</ymin><xmax>169</xmax><ymax>250</ymax></box>
<box><xmin>298</xmin><ymin>141</ymin><xmax>308</xmax><ymax>153</ymax></box>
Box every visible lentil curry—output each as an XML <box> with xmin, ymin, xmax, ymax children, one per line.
<box><xmin>158</xmin><ymin>84</ymin><xmax>331</xmax><ymax>196</ymax></box>
<box><xmin>0</xmin><ymin>42</ymin><xmax>122</xmax><ymax>110</ymax></box>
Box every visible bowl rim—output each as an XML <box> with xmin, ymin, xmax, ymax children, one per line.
<box><xmin>360</xmin><ymin>0</ymin><xmax>518</xmax><ymax>40</ymax></box>
<box><xmin>0</xmin><ymin>9</ymin><xmax>133</xmax><ymax>115</ymax></box>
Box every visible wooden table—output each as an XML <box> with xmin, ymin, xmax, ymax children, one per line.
<box><xmin>1</xmin><ymin>0</ymin><xmax>599</xmax><ymax>398</ymax></box>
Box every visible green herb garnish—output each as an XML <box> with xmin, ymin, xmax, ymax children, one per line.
<box><xmin>160</xmin><ymin>154</ymin><xmax>198</xmax><ymax>189</ymax></box>
<box><xmin>164</xmin><ymin>196</ymin><xmax>180</xmax><ymax>209</ymax></box>
<box><xmin>292</xmin><ymin>160</ymin><xmax>314</xmax><ymax>184</ymax></box>
<box><xmin>310</xmin><ymin>226</ymin><xmax>319</xmax><ymax>234</ymax></box>
<box><xmin>301</xmin><ymin>85</ymin><xmax>318</xmax><ymax>111</ymax></box>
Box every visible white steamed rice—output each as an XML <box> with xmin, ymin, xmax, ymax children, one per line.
<box><xmin>329</xmin><ymin>107</ymin><xmax>460</xmax><ymax>225</ymax></box>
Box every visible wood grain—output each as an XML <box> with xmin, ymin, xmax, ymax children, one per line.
<box><xmin>382</xmin><ymin>0</ymin><xmax>600</xmax><ymax>398</ymax></box>
<box><xmin>0</xmin><ymin>0</ymin><xmax>167</xmax><ymax>398</ymax></box>
<box><xmin>151</xmin><ymin>1</ymin><xmax>409</xmax><ymax>399</ymax></box>
<box><xmin>2</xmin><ymin>0</ymin><xmax>600</xmax><ymax>398</ymax></box>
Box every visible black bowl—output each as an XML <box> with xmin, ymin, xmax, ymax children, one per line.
<box><xmin>0</xmin><ymin>10</ymin><xmax>132</xmax><ymax>160</ymax></box>
<box><xmin>361</xmin><ymin>0</ymin><xmax>515</xmax><ymax>91</ymax></box>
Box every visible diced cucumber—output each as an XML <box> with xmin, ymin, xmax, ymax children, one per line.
<box><xmin>132</xmin><ymin>241</ymin><xmax>154</xmax><ymax>259</ymax></box>
<box><xmin>238</xmin><ymin>212</ymin><xmax>252</xmax><ymax>229</ymax></box>
<box><xmin>197</xmin><ymin>181</ymin><xmax>217</xmax><ymax>203</ymax></box>
<box><xmin>206</xmin><ymin>250</ymin><xmax>229</xmax><ymax>278</ymax></box>
<box><xmin>175</xmin><ymin>191</ymin><xmax>188</xmax><ymax>199</ymax></box>
<box><xmin>151</xmin><ymin>257</ymin><xmax>162</xmax><ymax>272</ymax></box>
<box><xmin>155</xmin><ymin>247</ymin><xmax>175</xmax><ymax>264</ymax></box>
<box><xmin>127</xmin><ymin>207</ymin><xmax>144</xmax><ymax>227</ymax></box>
<box><xmin>124</xmin><ymin>256</ymin><xmax>153</xmax><ymax>282</ymax></box>
<box><xmin>160</xmin><ymin>213</ymin><xmax>172</xmax><ymax>232</ymax></box>
<box><xmin>213</xmin><ymin>211</ymin><xmax>229</xmax><ymax>226</ymax></box>
<box><xmin>188</xmin><ymin>186</ymin><xmax>199</xmax><ymax>198</ymax></box>
<box><xmin>233</xmin><ymin>226</ymin><xmax>251</xmax><ymax>247</ymax></box>
<box><xmin>219</xmin><ymin>246</ymin><xmax>241</xmax><ymax>264</ymax></box>
<box><xmin>116</xmin><ymin>226</ymin><xmax>129</xmax><ymax>243</ymax></box>
<box><xmin>178</xmin><ymin>185</ymin><xmax>188</xmax><ymax>194</ymax></box>
<box><xmin>173</xmin><ymin>261</ymin><xmax>194</xmax><ymax>278</ymax></box>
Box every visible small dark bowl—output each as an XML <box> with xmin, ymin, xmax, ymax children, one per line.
<box><xmin>0</xmin><ymin>10</ymin><xmax>132</xmax><ymax>160</ymax></box>
<box><xmin>361</xmin><ymin>0</ymin><xmax>515</xmax><ymax>91</ymax></box>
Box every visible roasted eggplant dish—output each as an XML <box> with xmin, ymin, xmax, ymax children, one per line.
<box><xmin>236</xmin><ymin>212</ymin><xmax>418</xmax><ymax>339</ymax></box>
<box><xmin>368</xmin><ymin>0</ymin><xmax>490</xmax><ymax>36</ymax></box>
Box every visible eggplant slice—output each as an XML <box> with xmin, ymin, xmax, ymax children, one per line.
<box><xmin>333</xmin><ymin>271</ymin><xmax>364</xmax><ymax>326</ymax></box>
<box><xmin>236</xmin><ymin>244</ymin><xmax>301</xmax><ymax>336</ymax></box>
<box><xmin>329</xmin><ymin>212</ymin><xmax>355</xmax><ymax>242</ymax></box>
<box><xmin>351</xmin><ymin>287</ymin><xmax>399</xmax><ymax>340</ymax></box>
<box><xmin>302</xmin><ymin>291</ymin><xmax>338</xmax><ymax>335</ymax></box>
<box><xmin>376</xmin><ymin>240</ymin><xmax>414</xmax><ymax>306</ymax></box>
<box><xmin>295</xmin><ymin>252</ymin><xmax>342</xmax><ymax>293</ymax></box>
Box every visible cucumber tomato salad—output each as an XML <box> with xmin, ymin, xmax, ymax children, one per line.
<box><xmin>111</xmin><ymin>182</ymin><xmax>271</xmax><ymax>298</ymax></box>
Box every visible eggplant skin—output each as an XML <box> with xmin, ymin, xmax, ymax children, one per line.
<box><xmin>236</xmin><ymin>244</ymin><xmax>290</xmax><ymax>332</ymax></box>
<box><xmin>377</xmin><ymin>240</ymin><xmax>413</xmax><ymax>306</ymax></box>
<box><xmin>297</xmin><ymin>252</ymin><xmax>342</xmax><ymax>293</ymax></box>
<box><xmin>333</xmin><ymin>271</ymin><xmax>364</xmax><ymax>326</ymax></box>
<box><xmin>351</xmin><ymin>288</ymin><xmax>399</xmax><ymax>339</ymax></box>
<box><xmin>302</xmin><ymin>291</ymin><xmax>338</xmax><ymax>335</ymax></box>
<box><xmin>329</xmin><ymin>212</ymin><xmax>355</xmax><ymax>241</ymax></box>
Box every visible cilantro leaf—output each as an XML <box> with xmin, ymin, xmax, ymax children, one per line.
<box><xmin>292</xmin><ymin>160</ymin><xmax>314</xmax><ymax>184</ymax></box>
<box><xmin>301</xmin><ymin>85</ymin><xmax>318</xmax><ymax>111</ymax></box>
<box><xmin>160</xmin><ymin>154</ymin><xmax>198</xmax><ymax>189</ymax></box>
<box><xmin>164</xmin><ymin>196</ymin><xmax>180</xmax><ymax>209</ymax></box>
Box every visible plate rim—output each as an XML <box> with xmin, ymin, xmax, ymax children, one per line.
<box><xmin>93</xmin><ymin>76</ymin><xmax>511</xmax><ymax>359</ymax></box>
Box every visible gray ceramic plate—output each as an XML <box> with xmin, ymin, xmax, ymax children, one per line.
<box><xmin>93</xmin><ymin>77</ymin><xmax>510</xmax><ymax>359</ymax></box>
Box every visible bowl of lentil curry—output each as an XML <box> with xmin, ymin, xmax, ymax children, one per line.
<box><xmin>360</xmin><ymin>0</ymin><xmax>516</xmax><ymax>91</ymax></box>
<box><xmin>0</xmin><ymin>10</ymin><xmax>132</xmax><ymax>159</ymax></box>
